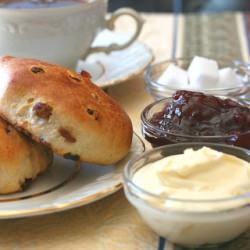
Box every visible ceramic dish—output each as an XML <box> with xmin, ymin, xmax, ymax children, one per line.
<box><xmin>0</xmin><ymin>133</ymin><xmax>145</xmax><ymax>219</ymax></box>
<box><xmin>77</xmin><ymin>30</ymin><xmax>154</xmax><ymax>88</ymax></box>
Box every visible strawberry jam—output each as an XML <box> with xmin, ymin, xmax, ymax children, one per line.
<box><xmin>142</xmin><ymin>91</ymin><xmax>250</xmax><ymax>149</ymax></box>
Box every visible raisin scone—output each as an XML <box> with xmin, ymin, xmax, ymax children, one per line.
<box><xmin>0</xmin><ymin>117</ymin><xmax>52</xmax><ymax>194</ymax></box>
<box><xmin>0</xmin><ymin>56</ymin><xmax>133</xmax><ymax>165</ymax></box>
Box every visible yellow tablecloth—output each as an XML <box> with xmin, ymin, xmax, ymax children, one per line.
<box><xmin>0</xmin><ymin>14</ymin><xmax>174</xmax><ymax>250</ymax></box>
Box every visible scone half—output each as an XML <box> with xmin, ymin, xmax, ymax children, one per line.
<box><xmin>0</xmin><ymin>56</ymin><xmax>133</xmax><ymax>165</ymax></box>
<box><xmin>0</xmin><ymin>117</ymin><xmax>52</xmax><ymax>194</ymax></box>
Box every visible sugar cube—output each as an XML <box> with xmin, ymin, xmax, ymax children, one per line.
<box><xmin>188</xmin><ymin>56</ymin><xmax>219</xmax><ymax>89</ymax></box>
<box><xmin>218</xmin><ymin>67</ymin><xmax>240</xmax><ymax>88</ymax></box>
<box><xmin>157</xmin><ymin>63</ymin><xmax>188</xmax><ymax>88</ymax></box>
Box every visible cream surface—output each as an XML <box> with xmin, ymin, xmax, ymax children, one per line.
<box><xmin>133</xmin><ymin>147</ymin><xmax>250</xmax><ymax>201</ymax></box>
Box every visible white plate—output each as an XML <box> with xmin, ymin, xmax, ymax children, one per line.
<box><xmin>0</xmin><ymin>133</ymin><xmax>145</xmax><ymax>219</ymax></box>
<box><xmin>77</xmin><ymin>30</ymin><xmax>154</xmax><ymax>88</ymax></box>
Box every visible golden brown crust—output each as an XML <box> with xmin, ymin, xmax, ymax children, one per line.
<box><xmin>0</xmin><ymin>56</ymin><xmax>133</xmax><ymax>165</ymax></box>
<box><xmin>0</xmin><ymin>117</ymin><xmax>53</xmax><ymax>194</ymax></box>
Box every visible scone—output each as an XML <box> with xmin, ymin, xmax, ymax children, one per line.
<box><xmin>0</xmin><ymin>56</ymin><xmax>133</xmax><ymax>165</ymax></box>
<box><xmin>0</xmin><ymin>117</ymin><xmax>52</xmax><ymax>194</ymax></box>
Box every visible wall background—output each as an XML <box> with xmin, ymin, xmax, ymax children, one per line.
<box><xmin>108</xmin><ymin>0</ymin><xmax>250</xmax><ymax>13</ymax></box>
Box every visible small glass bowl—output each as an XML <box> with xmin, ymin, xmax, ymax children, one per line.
<box><xmin>145</xmin><ymin>58</ymin><xmax>250</xmax><ymax>100</ymax></box>
<box><xmin>141</xmin><ymin>97</ymin><xmax>250</xmax><ymax>149</ymax></box>
<box><xmin>123</xmin><ymin>143</ymin><xmax>250</xmax><ymax>248</ymax></box>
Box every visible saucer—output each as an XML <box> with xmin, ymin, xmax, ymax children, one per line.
<box><xmin>0</xmin><ymin>133</ymin><xmax>145</xmax><ymax>219</ymax></box>
<box><xmin>76</xmin><ymin>30</ymin><xmax>154</xmax><ymax>88</ymax></box>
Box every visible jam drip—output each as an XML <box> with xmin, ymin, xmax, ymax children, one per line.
<box><xmin>151</xmin><ymin>90</ymin><xmax>250</xmax><ymax>137</ymax></box>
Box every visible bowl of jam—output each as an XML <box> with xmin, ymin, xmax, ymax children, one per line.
<box><xmin>141</xmin><ymin>90</ymin><xmax>250</xmax><ymax>149</ymax></box>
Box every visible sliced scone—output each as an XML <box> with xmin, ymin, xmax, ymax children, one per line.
<box><xmin>0</xmin><ymin>117</ymin><xmax>52</xmax><ymax>194</ymax></box>
<box><xmin>0</xmin><ymin>56</ymin><xmax>133</xmax><ymax>165</ymax></box>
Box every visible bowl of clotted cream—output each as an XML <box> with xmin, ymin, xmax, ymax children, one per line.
<box><xmin>145</xmin><ymin>57</ymin><xmax>250</xmax><ymax>99</ymax></box>
<box><xmin>123</xmin><ymin>143</ymin><xmax>250</xmax><ymax>248</ymax></box>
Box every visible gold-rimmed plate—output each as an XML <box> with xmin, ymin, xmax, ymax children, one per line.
<box><xmin>0</xmin><ymin>133</ymin><xmax>145</xmax><ymax>219</ymax></box>
<box><xmin>76</xmin><ymin>30</ymin><xmax>154</xmax><ymax>88</ymax></box>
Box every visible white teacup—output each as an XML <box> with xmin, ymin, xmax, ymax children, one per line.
<box><xmin>0</xmin><ymin>0</ymin><xmax>144</xmax><ymax>68</ymax></box>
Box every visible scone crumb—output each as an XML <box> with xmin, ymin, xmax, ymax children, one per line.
<box><xmin>68</xmin><ymin>70</ymin><xmax>82</xmax><ymax>82</ymax></box>
<box><xmin>69</xmin><ymin>75</ymin><xmax>81</xmax><ymax>82</ymax></box>
<box><xmin>59</xmin><ymin>128</ymin><xmax>76</xmax><ymax>143</ymax></box>
<box><xmin>91</xmin><ymin>93</ymin><xmax>99</xmax><ymax>101</ymax></box>
<box><xmin>27</xmin><ymin>98</ymin><xmax>34</xmax><ymax>103</ymax></box>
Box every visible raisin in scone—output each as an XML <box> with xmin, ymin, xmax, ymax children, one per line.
<box><xmin>0</xmin><ymin>117</ymin><xmax>52</xmax><ymax>194</ymax></box>
<box><xmin>0</xmin><ymin>56</ymin><xmax>133</xmax><ymax>165</ymax></box>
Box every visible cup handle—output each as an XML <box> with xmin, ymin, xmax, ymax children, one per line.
<box><xmin>84</xmin><ymin>8</ymin><xmax>144</xmax><ymax>58</ymax></box>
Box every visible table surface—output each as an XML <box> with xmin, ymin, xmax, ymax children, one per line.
<box><xmin>0</xmin><ymin>13</ymin><xmax>248</xmax><ymax>250</ymax></box>
<box><xmin>0</xmin><ymin>14</ymin><xmax>173</xmax><ymax>250</ymax></box>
